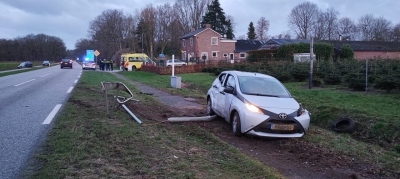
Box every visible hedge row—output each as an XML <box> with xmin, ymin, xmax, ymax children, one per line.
<box><xmin>202</xmin><ymin>59</ymin><xmax>400</xmax><ymax>92</ymax></box>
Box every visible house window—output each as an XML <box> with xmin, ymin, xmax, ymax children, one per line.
<box><xmin>223</xmin><ymin>53</ymin><xmax>228</xmax><ymax>57</ymax></box>
<box><xmin>182</xmin><ymin>39</ymin><xmax>186</xmax><ymax>47</ymax></box>
<box><xmin>212</xmin><ymin>51</ymin><xmax>217</xmax><ymax>57</ymax></box>
<box><xmin>190</xmin><ymin>38</ymin><xmax>193</xmax><ymax>46</ymax></box>
<box><xmin>211</xmin><ymin>37</ymin><xmax>218</xmax><ymax>45</ymax></box>
<box><xmin>239</xmin><ymin>53</ymin><xmax>246</xmax><ymax>58</ymax></box>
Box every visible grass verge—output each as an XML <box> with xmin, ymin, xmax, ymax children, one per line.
<box><xmin>30</xmin><ymin>71</ymin><xmax>284</xmax><ymax>179</ymax></box>
<box><xmin>118</xmin><ymin>71</ymin><xmax>400</xmax><ymax>175</ymax></box>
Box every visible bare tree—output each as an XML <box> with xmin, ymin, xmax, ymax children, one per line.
<box><xmin>256</xmin><ymin>17</ymin><xmax>270</xmax><ymax>40</ymax></box>
<box><xmin>372</xmin><ymin>17</ymin><xmax>392</xmax><ymax>41</ymax></box>
<box><xmin>88</xmin><ymin>9</ymin><xmax>130</xmax><ymax>59</ymax></box>
<box><xmin>324</xmin><ymin>7</ymin><xmax>339</xmax><ymax>40</ymax></box>
<box><xmin>313</xmin><ymin>10</ymin><xmax>326</xmax><ymax>40</ymax></box>
<box><xmin>237</xmin><ymin>34</ymin><xmax>246</xmax><ymax>40</ymax></box>
<box><xmin>140</xmin><ymin>4</ymin><xmax>157</xmax><ymax>58</ymax></box>
<box><xmin>393</xmin><ymin>23</ymin><xmax>400</xmax><ymax>42</ymax></box>
<box><xmin>156</xmin><ymin>3</ymin><xmax>174</xmax><ymax>54</ymax></box>
<box><xmin>357</xmin><ymin>14</ymin><xmax>375</xmax><ymax>41</ymax></box>
<box><xmin>174</xmin><ymin>0</ymin><xmax>210</xmax><ymax>33</ymax></box>
<box><xmin>337</xmin><ymin>17</ymin><xmax>358</xmax><ymax>40</ymax></box>
<box><xmin>288</xmin><ymin>1</ymin><xmax>319</xmax><ymax>39</ymax></box>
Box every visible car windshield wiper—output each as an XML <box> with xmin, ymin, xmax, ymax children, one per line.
<box><xmin>245</xmin><ymin>92</ymin><xmax>280</xmax><ymax>97</ymax></box>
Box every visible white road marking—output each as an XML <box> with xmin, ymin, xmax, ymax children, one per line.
<box><xmin>67</xmin><ymin>87</ymin><xmax>74</xmax><ymax>93</ymax></box>
<box><xmin>74</xmin><ymin>80</ymin><xmax>78</xmax><ymax>83</ymax></box>
<box><xmin>14</xmin><ymin>79</ymin><xmax>35</xmax><ymax>86</ymax></box>
<box><xmin>40</xmin><ymin>73</ymin><xmax>52</xmax><ymax>77</ymax></box>
<box><xmin>42</xmin><ymin>104</ymin><xmax>62</xmax><ymax>124</ymax></box>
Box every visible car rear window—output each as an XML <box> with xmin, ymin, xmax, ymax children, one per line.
<box><xmin>62</xmin><ymin>59</ymin><xmax>70</xmax><ymax>62</ymax></box>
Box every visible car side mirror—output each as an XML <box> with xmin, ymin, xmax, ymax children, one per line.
<box><xmin>223</xmin><ymin>86</ymin><xmax>234</xmax><ymax>94</ymax></box>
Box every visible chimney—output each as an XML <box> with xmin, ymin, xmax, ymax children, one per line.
<box><xmin>191</xmin><ymin>28</ymin><xmax>195</xmax><ymax>32</ymax></box>
<box><xmin>205</xmin><ymin>24</ymin><xmax>211</xmax><ymax>28</ymax></box>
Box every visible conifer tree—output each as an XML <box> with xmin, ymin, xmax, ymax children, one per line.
<box><xmin>201</xmin><ymin>0</ymin><xmax>235</xmax><ymax>39</ymax></box>
<box><xmin>247</xmin><ymin>22</ymin><xmax>257</xmax><ymax>40</ymax></box>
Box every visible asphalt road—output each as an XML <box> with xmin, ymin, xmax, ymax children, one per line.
<box><xmin>0</xmin><ymin>62</ymin><xmax>82</xmax><ymax>179</ymax></box>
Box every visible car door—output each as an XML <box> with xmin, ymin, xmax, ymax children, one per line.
<box><xmin>211</xmin><ymin>73</ymin><xmax>227</xmax><ymax>116</ymax></box>
<box><xmin>222</xmin><ymin>74</ymin><xmax>236</xmax><ymax>121</ymax></box>
<box><xmin>215</xmin><ymin>73</ymin><xmax>232</xmax><ymax>118</ymax></box>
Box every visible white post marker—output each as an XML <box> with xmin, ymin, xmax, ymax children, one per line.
<box><xmin>172</xmin><ymin>54</ymin><xmax>175</xmax><ymax>76</ymax></box>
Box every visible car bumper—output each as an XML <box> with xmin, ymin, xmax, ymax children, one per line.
<box><xmin>241</xmin><ymin>109</ymin><xmax>310</xmax><ymax>138</ymax></box>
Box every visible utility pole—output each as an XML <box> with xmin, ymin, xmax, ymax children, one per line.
<box><xmin>309</xmin><ymin>37</ymin><xmax>314</xmax><ymax>89</ymax></box>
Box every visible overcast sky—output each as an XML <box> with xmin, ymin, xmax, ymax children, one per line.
<box><xmin>1</xmin><ymin>0</ymin><xmax>399</xmax><ymax>50</ymax></box>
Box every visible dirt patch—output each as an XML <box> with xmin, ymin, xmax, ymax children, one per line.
<box><xmin>114</xmin><ymin>73</ymin><xmax>396</xmax><ymax>179</ymax></box>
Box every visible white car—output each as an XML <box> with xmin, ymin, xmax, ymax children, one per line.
<box><xmin>206</xmin><ymin>71</ymin><xmax>310</xmax><ymax>138</ymax></box>
<box><xmin>82</xmin><ymin>60</ymin><xmax>96</xmax><ymax>70</ymax></box>
<box><xmin>166</xmin><ymin>59</ymin><xmax>187</xmax><ymax>67</ymax></box>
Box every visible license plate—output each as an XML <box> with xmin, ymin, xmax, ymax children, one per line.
<box><xmin>64</xmin><ymin>63</ymin><xmax>68</xmax><ymax>64</ymax></box>
<box><xmin>271</xmin><ymin>124</ymin><xmax>294</xmax><ymax>130</ymax></box>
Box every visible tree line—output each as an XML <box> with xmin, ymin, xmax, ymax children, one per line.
<box><xmin>73</xmin><ymin>0</ymin><xmax>236</xmax><ymax>61</ymax></box>
<box><xmin>286</xmin><ymin>1</ymin><xmax>400</xmax><ymax>41</ymax></box>
<box><xmin>0</xmin><ymin>34</ymin><xmax>67</xmax><ymax>62</ymax></box>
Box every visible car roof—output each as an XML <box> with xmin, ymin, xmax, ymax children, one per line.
<box><xmin>221</xmin><ymin>70</ymin><xmax>276</xmax><ymax>79</ymax></box>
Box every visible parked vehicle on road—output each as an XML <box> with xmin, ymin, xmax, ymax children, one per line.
<box><xmin>42</xmin><ymin>61</ymin><xmax>51</xmax><ymax>66</ymax></box>
<box><xmin>166</xmin><ymin>59</ymin><xmax>187</xmax><ymax>67</ymax></box>
<box><xmin>121</xmin><ymin>53</ymin><xmax>155</xmax><ymax>71</ymax></box>
<box><xmin>82</xmin><ymin>60</ymin><xmax>96</xmax><ymax>70</ymax></box>
<box><xmin>60</xmin><ymin>59</ymin><xmax>72</xmax><ymax>69</ymax></box>
<box><xmin>17</xmin><ymin>61</ymin><xmax>33</xmax><ymax>69</ymax></box>
<box><xmin>206</xmin><ymin>71</ymin><xmax>311</xmax><ymax>138</ymax></box>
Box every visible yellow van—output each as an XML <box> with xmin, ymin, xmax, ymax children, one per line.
<box><xmin>121</xmin><ymin>53</ymin><xmax>155</xmax><ymax>71</ymax></box>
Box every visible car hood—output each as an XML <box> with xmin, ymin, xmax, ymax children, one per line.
<box><xmin>244</xmin><ymin>95</ymin><xmax>299</xmax><ymax>110</ymax></box>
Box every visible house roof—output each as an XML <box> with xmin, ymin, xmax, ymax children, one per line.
<box><xmin>257</xmin><ymin>39</ymin><xmax>311</xmax><ymax>50</ymax></box>
<box><xmin>179</xmin><ymin>27</ymin><xmax>222</xmax><ymax>39</ymax></box>
<box><xmin>318</xmin><ymin>40</ymin><xmax>400</xmax><ymax>52</ymax></box>
<box><xmin>267</xmin><ymin>39</ymin><xmax>311</xmax><ymax>45</ymax></box>
<box><xmin>235</xmin><ymin>40</ymin><xmax>268</xmax><ymax>52</ymax></box>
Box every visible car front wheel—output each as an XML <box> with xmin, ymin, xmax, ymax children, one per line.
<box><xmin>232</xmin><ymin>112</ymin><xmax>242</xmax><ymax>136</ymax></box>
<box><xmin>206</xmin><ymin>98</ymin><xmax>215</xmax><ymax>116</ymax></box>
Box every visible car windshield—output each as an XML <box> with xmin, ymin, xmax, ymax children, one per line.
<box><xmin>19</xmin><ymin>62</ymin><xmax>25</xmax><ymax>65</ymax></box>
<box><xmin>43</xmin><ymin>61</ymin><xmax>49</xmax><ymax>63</ymax></box>
<box><xmin>85</xmin><ymin>61</ymin><xmax>95</xmax><ymax>63</ymax></box>
<box><xmin>238</xmin><ymin>76</ymin><xmax>291</xmax><ymax>97</ymax></box>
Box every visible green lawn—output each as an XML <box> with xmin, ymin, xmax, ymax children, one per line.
<box><xmin>30</xmin><ymin>71</ymin><xmax>284</xmax><ymax>179</ymax></box>
<box><xmin>119</xmin><ymin>71</ymin><xmax>400</xmax><ymax>174</ymax></box>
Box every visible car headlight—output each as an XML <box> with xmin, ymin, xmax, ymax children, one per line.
<box><xmin>297</xmin><ymin>103</ymin><xmax>306</xmax><ymax>116</ymax></box>
<box><xmin>245</xmin><ymin>103</ymin><xmax>263</xmax><ymax>114</ymax></box>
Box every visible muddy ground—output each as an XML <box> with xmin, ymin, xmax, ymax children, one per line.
<box><xmin>113</xmin><ymin>73</ymin><xmax>394</xmax><ymax>179</ymax></box>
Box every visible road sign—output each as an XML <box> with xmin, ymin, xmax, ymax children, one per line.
<box><xmin>94</xmin><ymin>50</ymin><xmax>100</xmax><ymax>56</ymax></box>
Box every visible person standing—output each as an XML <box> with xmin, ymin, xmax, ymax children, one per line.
<box><xmin>106</xmin><ymin>59</ymin><xmax>110</xmax><ymax>71</ymax></box>
<box><xmin>110</xmin><ymin>59</ymin><xmax>114</xmax><ymax>71</ymax></box>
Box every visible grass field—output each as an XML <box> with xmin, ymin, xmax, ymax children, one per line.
<box><xmin>0</xmin><ymin>61</ymin><xmax>46</xmax><ymax>71</ymax></box>
<box><xmin>119</xmin><ymin>71</ymin><xmax>400</xmax><ymax>174</ymax></box>
<box><xmin>30</xmin><ymin>71</ymin><xmax>284</xmax><ymax>179</ymax></box>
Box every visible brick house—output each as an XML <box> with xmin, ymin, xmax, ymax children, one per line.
<box><xmin>259</xmin><ymin>39</ymin><xmax>400</xmax><ymax>59</ymax></box>
<box><xmin>320</xmin><ymin>40</ymin><xmax>400</xmax><ymax>59</ymax></box>
<box><xmin>180</xmin><ymin>24</ymin><xmax>236</xmax><ymax>62</ymax></box>
<box><xmin>234</xmin><ymin>40</ymin><xmax>268</xmax><ymax>60</ymax></box>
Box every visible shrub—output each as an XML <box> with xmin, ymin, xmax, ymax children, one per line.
<box><xmin>348</xmin><ymin>78</ymin><xmax>366</xmax><ymax>91</ymax></box>
<box><xmin>394</xmin><ymin>144</ymin><xmax>400</xmax><ymax>154</ymax></box>
<box><xmin>312</xmin><ymin>77</ymin><xmax>322</xmax><ymax>87</ymax></box>
<box><xmin>273</xmin><ymin>71</ymin><xmax>292</xmax><ymax>82</ymax></box>
<box><xmin>290</xmin><ymin>63</ymin><xmax>309</xmax><ymax>82</ymax></box>
<box><xmin>324</xmin><ymin>74</ymin><xmax>341</xmax><ymax>85</ymax></box>
<box><xmin>374</xmin><ymin>76</ymin><xmax>397</xmax><ymax>92</ymax></box>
